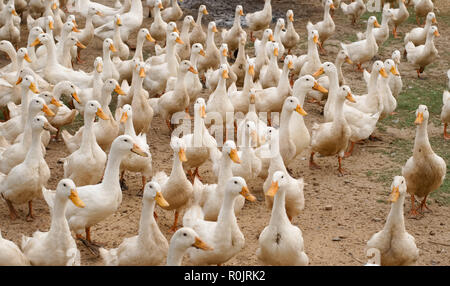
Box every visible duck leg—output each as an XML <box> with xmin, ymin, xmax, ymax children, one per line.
<box><xmin>2</xmin><ymin>193</ymin><xmax>18</xmax><ymax>220</ymax></box>
<box><xmin>393</xmin><ymin>26</ymin><xmax>399</xmax><ymax>38</ymax></box>
<box><xmin>166</xmin><ymin>119</ymin><xmax>174</xmax><ymax>131</ymax></box>
<box><xmin>76</xmin><ymin>49</ymin><xmax>85</xmax><ymax>64</ymax></box>
<box><xmin>417</xmin><ymin>195</ymin><xmax>433</xmax><ymax>214</ymax></box>
<box><xmin>25</xmin><ymin>201</ymin><xmax>34</xmax><ymax>222</ymax></box>
<box><xmin>337</xmin><ymin>156</ymin><xmax>346</xmax><ymax>177</ymax></box>
<box><xmin>444</xmin><ymin>123</ymin><xmax>450</xmax><ymax>140</ymax></box>
<box><xmin>344</xmin><ymin>141</ymin><xmax>355</xmax><ymax>158</ymax></box>
<box><xmin>250</xmin><ymin>31</ymin><xmax>255</xmax><ymax>42</ymax></box>
<box><xmin>169</xmin><ymin>210</ymin><xmax>179</xmax><ymax>233</ymax></box>
<box><xmin>137</xmin><ymin>175</ymin><xmax>146</xmax><ymax>196</ymax></box>
<box><xmin>185</xmin><ymin>107</ymin><xmax>191</xmax><ymax>119</ymax></box>
<box><xmin>309</xmin><ymin>152</ymin><xmax>321</xmax><ymax>170</ymax></box>
<box><xmin>193</xmin><ymin>167</ymin><xmax>202</xmax><ymax>181</ymax></box>
<box><xmin>78</xmin><ymin>227</ymin><xmax>102</xmax><ymax>256</ymax></box>
<box><xmin>408</xmin><ymin>194</ymin><xmax>422</xmax><ymax>219</ymax></box>
<box><xmin>52</xmin><ymin>127</ymin><xmax>61</xmax><ymax>141</ymax></box>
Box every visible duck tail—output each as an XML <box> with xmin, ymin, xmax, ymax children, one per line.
<box><xmin>148</xmin><ymin>98</ymin><xmax>159</xmax><ymax>115</ymax></box>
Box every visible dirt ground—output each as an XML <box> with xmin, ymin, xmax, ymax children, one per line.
<box><xmin>0</xmin><ymin>0</ymin><xmax>449</xmax><ymax>266</ymax></box>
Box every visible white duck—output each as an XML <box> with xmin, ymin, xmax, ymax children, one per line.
<box><xmin>63</xmin><ymin>100</ymin><xmax>108</xmax><ymax>187</ymax></box>
<box><xmin>253</xmin><ymin>28</ymin><xmax>272</xmax><ymax>79</ymax></box>
<box><xmin>298</xmin><ymin>25</ymin><xmax>321</xmax><ymax>77</ymax></box>
<box><xmin>229</xmin><ymin>56</ymin><xmax>258</xmax><ymax>114</ymax></box>
<box><xmin>390</xmin><ymin>0</ymin><xmax>409</xmax><ymax>38</ymax></box>
<box><xmin>205</xmin><ymin>43</ymin><xmax>237</xmax><ymax>92</ymax></box>
<box><xmin>280</xmin><ymin>10</ymin><xmax>300</xmax><ymax>55</ymax></box>
<box><xmin>22</xmin><ymin>179</ymin><xmax>85</xmax><ymax>266</ymax></box>
<box><xmin>366</xmin><ymin>176</ymin><xmax>419</xmax><ymax>265</ymax></box>
<box><xmin>404</xmin><ymin>12</ymin><xmax>436</xmax><ymax>47</ymax></box>
<box><xmin>99</xmin><ymin>182</ymin><xmax>169</xmax><ymax>265</ymax></box>
<box><xmin>341</xmin><ymin>16</ymin><xmax>380</xmax><ymax>71</ymax></box>
<box><xmin>189</xmin><ymin>4</ymin><xmax>208</xmax><ymax>47</ymax></box>
<box><xmin>111</xmin><ymin>14</ymin><xmax>129</xmax><ymax>61</ymax></box>
<box><xmin>259</xmin><ymin>41</ymin><xmax>281</xmax><ymax>89</ymax></box>
<box><xmin>0</xmin><ymin>4</ymin><xmax>20</xmax><ymax>47</ymax></box>
<box><xmin>245</xmin><ymin>0</ymin><xmax>272</xmax><ymax>41</ymax></box>
<box><xmin>405</xmin><ymin>26</ymin><xmax>440</xmax><ymax>78</ymax></box>
<box><xmin>183</xmin><ymin>176</ymin><xmax>256</xmax><ymax>265</ymax></box>
<box><xmin>402</xmin><ymin>105</ymin><xmax>446</xmax><ymax>217</ymax></box>
<box><xmin>176</xmin><ymin>15</ymin><xmax>196</xmax><ymax>61</ymax></box>
<box><xmin>0</xmin><ymin>115</ymin><xmax>56</xmax><ymax>221</ymax></box>
<box><xmin>76</xmin><ymin>6</ymin><xmax>102</xmax><ymax>62</ymax></box>
<box><xmin>340</xmin><ymin>0</ymin><xmax>366</xmax><ymax>25</ymax></box>
<box><xmin>257</xmin><ymin>170</ymin><xmax>309</xmax><ymax>265</ymax></box>
<box><xmin>45</xmin><ymin>135</ymin><xmax>148</xmax><ymax>254</ymax></box>
<box><xmin>230</xmin><ymin>33</ymin><xmax>248</xmax><ymax>86</ymax></box>
<box><xmin>221</xmin><ymin>5</ymin><xmax>245</xmax><ymax>54</ymax></box>
<box><xmin>161</xmin><ymin>0</ymin><xmax>182</xmax><ymax>23</ymax></box>
<box><xmin>149</xmin><ymin>0</ymin><xmax>167</xmax><ymax>44</ymax></box>
<box><xmin>152</xmin><ymin>136</ymin><xmax>193</xmax><ymax>232</ymax></box>
<box><xmin>184</xmin><ymin>43</ymin><xmax>205</xmax><ymax>109</ymax></box>
<box><xmin>389</xmin><ymin>50</ymin><xmax>403</xmax><ymax>98</ymax></box>
<box><xmin>413</xmin><ymin>0</ymin><xmax>434</xmax><ymax>25</ymax></box>
<box><xmin>310</xmin><ymin>0</ymin><xmax>335</xmax><ymax>53</ymax></box>
<box><xmin>118</xmin><ymin>104</ymin><xmax>152</xmax><ymax>192</ymax></box>
<box><xmin>357</xmin><ymin>4</ymin><xmax>393</xmax><ymax>46</ymax></box>
<box><xmin>197</xmin><ymin>22</ymin><xmax>220</xmax><ymax>74</ymax></box>
<box><xmin>441</xmin><ymin>90</ymin><xmax>450</xmax><ymax>140</ymax></box>
<box><xmin>166</xmin><ymin>227</ymin><xmax>212</xmax><ymax>266</ymax></box>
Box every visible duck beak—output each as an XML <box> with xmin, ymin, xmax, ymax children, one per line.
<box><xmin>432</xmin><ymin>17</ymin><xmax>437</xmax><ymax>24</ymax></box>
<box><xmin>250</xmin><ymin>130</ymin><xmax>257</xmax><ymax>143</ymax></box>
<box><xmin>131</xmin><ymin>143</ymin><xmax>148</xmax><ymax>157</ymax></box>
<box><xmin>434</xmin><ymin>29</ymin><xmax>440</xmax><ymax>37</ymax></box>
<box><xmin>289</xmin><ymin>14</ymin><xmax>294</xmax><ymax>22</ymax></box>
<box><xmin>199</xmin><ymin>49</ymin><xmax>206</xmax><ymax>57</ymax></box>
<box><xmin>240</xmin><ymin>186</ymin><xmax>256</xmax><ymax>202</ymax></box>
<box><xmin>175</xmin><ymin>37</ymin><xmax>184</xmax><ymax>44</ymax></box>
<box><xmin>155</xmin><ymin>191</ymin><xmax>170</xmax><ymax>207</ymax></box>
<box><xmin>288</xmin><ymin>61</ymin><xmax>293</xmax><ymax>70</ymax></box>
<box><xmin>109</xmin><ymin>43</ymin><xmax>117</xmax><ymax>52</ymax></box>
<box><xmin>240</xmin><ymin>10</ymin><xmax>244</xmax><ymax>16</ymax></box>
<box><xmin>313</xmin><ymin>67</ymin><xmax>324</xmax><ymax>78</ymax></box>
<box><xmin>24</xmin><ymin>53</ymin><xmax>32</xmax><ymax>63</ymax></box>
<box><xmin>229</xmin><ymin>148</ymin><xmax>240</xmax><ymax>163</ymax></box>
<box><xmin>313</xmin><ymin>81</ymin><xmax>328</xmax><ymax>93</ymax></box>
<box><xmin>269</xmin><ymin>34</ymin><xmax>274</xmax><ymax>42</ymax></box>
<box><xmin>212</xmin><ymin>26</ymin><xmax>218</xmax><ymax>33</ymax></box>
<box><xmin>146</xmin><ymin>33</ymin><xmax>155</xmax><ymax>42</ymax></box>
<box><xmin>189</xmin><ymin>66</ymin><xmax>198</xmax><ymax>74</ymax></box>
<box><xmin>193</xmin><ymin>236</ymin><xmax>213</xmax><ymax>251</ymax></box>
<box><xmin>248</xmin><ymin>65</ymin><xmax>255</xmax><ymax>76</ymax></box>
<box><xmin>69</xmin><ymin>189</ymin><xmax>85</xmax><ymax>208</ymax></box>
<box><xmin>178</xmin><ymin>148</ymin><xmax>187</xmax><ymax>162</ymax></box>
<box><xmin>15</xmin><ymin>77</ymin><xmax>22</xmax><ymax>85</ymax></box>
<box><xmin>42</xmin><ymin>104</ymin><xmax>55</xmax><ymax>116</ymax></box>
<box><xmin>346</xmin><ymin>92</ymin><xmax>356</xmax><ymax>103</ymax></box>
<box><xmin>222</xmin><ymin>49</ymin><xmax>228</xmax><ymax>57</ymax></box>
<box><xmin>345</xmin><ymin>56</ymin><xmax>353</xmax><ymax>64</ymax></box>
<box><xmin>52</xmin><ymin>2</ymin><xmax>57</xmax><ymax>10</ymax></box>
<box><xmin>379</xmin><ymin>68</ymin><xmax>388</xmax><ymax>78</ymax></box>
<box><xmin>139</xmin><ymin>67</ymin><xmax>146</xmax><ymax>78</ymax></box>
<box><xmin>72</xmin><ymin>20</ymin><xmax>78</xmax><ymax>28</ymax></box>
<box><xmin>114</xmin><ymin>84</ymin><xmax>125</xmax><ymax>95</ymax></box>
<box><xmin>43</xmin><ymin>121</ymin><xmax>58</xmax><ymax>132</ymax></box>
<box><xmin>96</xmin><ymin>62</ymin><xmax>103</xmax><ymax>73</ymax></box>
<box><xmin>266</xmin><ymin>181</ymin><xmax>279</xmax><ymax>197</ymax></box>
<box><xmin>116</xmin><ymin>18</ymin><xmax>122</xmax><ymax>26</ymax></box>
<box><xmin>374</xmin><ymin>20</ymin><xmax>381</xmax><ymax>28</ymax></box>
<box><xmin>71</xmin><ymin>92</ymin><xmax>81</xmax><ymax>104</ymax></box>
<box><xmin>96</xmin><ymin>107</ymin><xmax>109</xmax><ymax>120</ymax></box>
<box><xmin>72</xmin><ymin>26</ymin><xmax>80</xmax><ymax>33</ymax></box>
<box><xmin>203</xmin><ymin>8</ymin><xmax>208</xmax><ymax>15</ymax></box>
<box><xmin>415</xmin><ymin>112</ymin><xmax>424</xmax><ymax>125</ymax></box>
<box><xmin>390</xmin><ymin>66</ymin><xmax>400</xmax><ymax>76</ymax></box>
<box><xmin>201</xmin><ymin>105</ymin><xmax>206</xmax><ymax>118</ymax></box>
<box><xmin>273</xmin><ymin>48</ymin><xmax>279</xmax><ymax>57</ymax></box>
<box><xmin>158</xmin><ymin>3</ymin><xmax>163</xmax><ymax>9</ymax></box>
<box><xmin>96</xmin><ymin>11</ymin><xmax>104</xmax><ymax>16</ymax></box>
<box><xmin>295</xmin><ymin>104</ymin><xmax>307</xmax><ymax>116</ymax></box>
<box><xmin>50</xmin><ymin>97</ymin><xmax>62</xmax><ymax>107</ymax></box>
<box><xmin>388</xmin><ymin>186</ymin><xmax>400</xmax><ymax>203</ymax></box>
<box><xmin>249</xmin><ymin>93</ymin><xmax>256</xmax><ymax>104</ymax></box>
<box><xmin>49</xmin><ymin>21</ymin><xmax>54</xmax><ymax>30</ymax></box>
<box><xmin>313</xmin><ymin>35</ymin><xmax>318</xmax><ymax>44</ymax></box>
<box><xmin>330</xmin><ymin>4</ymin><xmax>336</xmax><ymax>10</ymax></box>
<box><xmin>222</xmin><ymin>69</ymin><xmax>229</xmax><ymax>79</ymax></box>
<box><xmin>11</xmin><ymin>9</ymin><xmax>17</xmax><ymax>16</ymax></box>
<box><xmin>30</xmin><ymin>38</ymin><xmax>41</xmax><ymax>47</ymax></box>
<box><xmin>120</xmin><ymin>111</ymin><xmax>128</xmax><ymax>123</ymax></box>
<box><xmin>76</xmin><ymin>41</ymin><xmax>86</xmax><ymax>49</ymax></box>
<box><xmin>173</xmin><ymin>27</ymin><xmax>180</xmax><ymax>33</ymax></box>
<box><xmin>29</xmin><ymin>82</ymin><xmax>39</xmax><ymax>94</ymax></box>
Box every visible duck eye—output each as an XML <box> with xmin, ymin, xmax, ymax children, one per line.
<box><xmin>63</xmin><ymin>183</ymin><xmax>66</xmax><ymax>187</ymax></box>
<box><xmin>306</xmin><ymin>78</ymin><xmax>309</xmax><ymax>81</ymax></box>
<box><xmin>124</xmin><ymin>139</ymin><xmax>128</xmax><ymax>142</ymax></box>
<box><xmin>183</xmin><ymin>233</ymin><xmax>187</xmax><ymax>236</ymax></box>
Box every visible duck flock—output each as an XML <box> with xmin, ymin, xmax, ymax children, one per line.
<box><xmin>0</xmin><ymin>0</ymin><xmax>447</xmax><ymax>266</ymax></box>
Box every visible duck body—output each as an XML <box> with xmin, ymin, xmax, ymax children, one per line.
<box><xmin>245</xmin><ymin>0</ymin><xmax>272</xmax><ymax>37</ymax></box>
<box><xmin>405</xmin><ymin>26</ymin><xmax>439</xmax><ymax>77</ymax></box>
<box><xmin>0</xmin><ymin>230</ymin><xmax>30</xmax><ymax>265</ymax></box>
<box><xmin>404</xmin><ymin>12</ymin><xmax>436</xmax><ymax>46</ymax></box>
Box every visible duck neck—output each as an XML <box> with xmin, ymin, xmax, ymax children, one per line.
<box><xmin>293</xmin><ymin>87</ymin><xmax>308</xmax><ymax>107</ymax></box>
<box><xmin>124</xmin><ymin>116</ymin><xmax>137</xmax><ymax>138</ymax></box>
<box><xmin>218</xmin><ymin>153</ymin><xmax>233</xmax><ymax>186</ymax></box>
<box><xmin>264</xmin><ymin>0</ymin><xmax>271</xmax><ymax>11</ymax></box>
<box><xmin>79</xmin><ymin>112</ymin><xmax>95</xmax><ymax>153</ymax></box>
<box><xmin>133</xmin><ymin>34</ymin><xmax>145</xmax><ymax>61</ymax></box>
<box><xmin>113</xmin><ymin>24</ymin><xmax>122</xmax><ymax>47</ymax></box>
<box><xmin>102</xmin><ymin>148</ymin><xmax>125</xmax><ymax>188</ymax></box>
<box><xmin>170</xmin><ymin>150</ymin><xmax>185</xmax><ymax>179</ymax></box>
<box><xmin>269</xmin><ymin>188</ymin><xmax>289</xmax><ymax>225</ymax></box>
<box><xmin>181</xmin><ymin>20</ymin><xmax>191</xmax><ymax>39</ymax></box>
<box><xmin>219</xmin><ymin>52</ymin><xmax>228</xmax><ymax>65</ymax></box>
<box><xmin>414</xmin><ymin>120</ymin><xmax>432</xmax><ymax>155</ymax></box>
<box><xmin>44</xmin><ymin>37</ymin><xmax>58</xmax><ymax>66</ymax></box>
<box><xmin>278</xmin><ymin>64</ymin><xmax>290</xmax><ymax>89</ymax></box>
<box><xmin>233</xmin><ymin>11</ymin><xmax>241</xmax><ymax>28</ymax></box>
<box><xmin>207</xmin><ymin>28</ymin><xmax>216</xmax><ymax>49</ymax></box>
<box><xmin>326</xmin><ymin>69</ymin><xmax>339</xmax><ymax>109</ymax></box>
<box><xmin>333</xmin><ymin>96</ymin><xmax>346</xmax><ymax>126</ymax></box>
<box><xmin>27</xmin><ymin>37</ymin><xmax>38</xmax><ymax>64</ymax></box>
<box><xmin>48</xmin><ymin>196</ymin><xmax>71</xmax><ymax>236</ymax></box>
<box><xmin>216</xmin><ymin>74</ymin><xmax>227</xmax><ymax>94</ymax></box>
<box><xmin>166</xmin><ymin>41</ymin><xmax>178</xmax><ymax>75</ymax></box>
<box><xmin>324</xmin><ymin>4</ymin><xmax>332</xmax><ymax>22</ymax></box>
<box><xmin>5</xmin><ymin>47</ymin><xmax>17</xmax><ymax>71</ymax></box>
<box><xmin>308</xmin><ymin>38</ymin><xmax>320</xmax><ymax>64</ymax></box>
<box><xmin>217</xmin><ymin>191</ymin><xmax>237</xmax><ymax>228</ymax></box>
<box><xmin>193</xmin><ymin>110</ymin><xmax>204</xmax><ymax>146</ymax></box>
<box><xmin>242</xmin><ymin>69</ymin><xmax>254</xmax><ymax>93</ymax></box>
<box><xmin>196</xmin><ymin>9</ymin><xmax>203</xmax><ymax>25</ymax></box>
<box><xmin>167</xmin><ymin>240</ymin><xmax>187</xmax><ymax>266</ymax></box>
<box><xmin>280</xmin><ymin>109</ymin><xmax>293</xmax><ymax>139</ymax></box>
<box><xmin>20</xmin><ymin>88</ymin><xmax>31</xmax><ymax>128</ymax></box>
<box><xmin>137</xmin><ymin>199</ymin><xmax>157</xmax><ymax>238</ymax></box>
<box><xmin>24</xmin><ymin>127</ymin><xmax>44</xmax><ymax>164</ymax></box>
<box><xmin>335</xmin><ymin>57</ymin><xmax>345</xmax><ymax>85</ymax></box>
<box><xmin>153</xmin><ymin>6</ymin><xmax>163</xmax><ymax>22</ymax></box>
<box><xmin>384</xmin><ymin>194</ymin><xmax>406</xmax><ymax>232</ymax></box>
<box><xmin>189</xmin><ymin>51</ymin><xmax>199</xmax><ymax>68</ymax></box>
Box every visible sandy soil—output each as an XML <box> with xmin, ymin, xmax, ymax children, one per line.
<box><xmin>0</xmin><ymin>0</ymin><xmax>449</xmax><ymax>266</ymax></box>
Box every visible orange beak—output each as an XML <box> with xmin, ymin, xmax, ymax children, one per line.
<box><xmin>175</xmin><ymin>37</ymin><xmax>184</xmax><ymax>44</ymax></box>
<box><xmin>313</xmin><ymin>81</ymin><xmax>328</xmax><ymax>93</ymax></box>
<box><xmin>212</xmin><ymin>26</ymin><xmax>218</xmax><ymax>33</ymax></box>
<box><xmin>158</xmin><ymin>3</ymin><xmax>163</xmax><ymax>9</ymax></box>
<box><xmin>203</xmin><ymin>8</ymin><xmax>208</xmax><ymax>15</ymax></box>
<box><xmin>114</xmin><ymin>84</ymin><xmax>125</xmax><ymax>95</ymax></box>
<box><xmin>379</xmin><ymin>68</ymin><xmax>388</xmax><ymax>78</ymax></box>
<box><xmin>434</xmin><ymin>29</ymin><xmax>440</xmax><ymax>37</ymax></box>
<box><xmin>76</xmin><ymin>41</ymin><xmax>86</xmax><ymax>49</ymax></box>
<box><xmin>72</xmin><ymin>26</ymin><xmax>80</xmax><ymax>32</ymax></box>
<box><xmin>109</xmin><ymin>43</ymin><xmax>117</xmax><ymax>52</ymax></box>
<box><xmin>96</xmin><ymin>107</ymin><xmax>109</xmax><ymax>120</ymax></box>
<box><xmin>222</xmin><ymin>48</ymin><xmax>228</xmax><ymax>57</ymax></box>
<box><xmin>71</xmin><ymin>92</ymin><xmax>81</xmax><ymax>104</ymax></box>
<box><xmin>239</xmin><ymin>10</ymin><xmax>244</xmax><ymax>16</ymax></box>
<box><xmin>29</xmin><ymin>82</ymin><xmax>39</xmax><ymax>94</ymax></box>
<box><xmin>390</xmin><ymin>66</ymin><xmax>400</xmax><ymax>76</ymax></box>
<box><xmin>414</xmin><ymin>112</ymin><xmax>424</xmax><ymax>125</ymax></box>
<box><xmin>346</xmin><ymin>92</ymin><xmax>356</xmax><ymax>103</ymax></box>
<box><xmin>313</xmin><ymin>67</ymin><xmax>324</xmax><ymax>78</ymax></box>
<box><xmin>189</xmin><ymin>66</ymin><xmax>198</xmax><ymax>74</ymax></box>
<box><xmin>248</xmin><ymin>65</ymin><xmax>255</xmax><ymax>76</ymax></box>
<box><xmin>222</xmin><ymin>69</ymin><xmax>229</xmax><ymax>79</ymax></box>
<box><xmin>30</xmin><ymin>38</ymin><xmax>41</xmax><ymax>47</ymax></box>
<box><xmin>50</xmin><ymin>97</ymin><xmax>62</xmax><ymax>107</ymax></box>
<box><xmin>295</xmin><ymin>104</ymin><xmax>307</xmax><ymax>116</ymax></box>
<box><xmin>269</xmin><ymin>34</ymin><xmax>274</xmax><ymax>42</ymax></box>
<box><xmin>49</xmin><ymin>21</ymin><xmax>54</xmax><ymax>30</ymax></box>
<box><xmin>42</xmin><ymin>104</ymin><xmax>55</xmax><ymax>116</ymax></box>
<box><xmin>374</xmin><ymin>20</ymin><xmax>381</xmax><ymax>28</ymax></box>
<box><xmin>120</xmin><ymin>112</ymin><xmax>128</xmax><ymax>123</ymax></box>
<box><xmin>15</xmin><ymin>77</ymin><xmax>22</xmax><ymax>85</ymax></box>
<box><xmin>52</xmin><ymin>2</ymin><xmax>57</xmax><ymax>10</ymax></box>
<box><xmin>139</xmin><ymin>67</ymin><xmax>146</xmax><ymax>78</ymax></box>
<box><xmin>273</xmin><ymin>47</ymin><xmax>279</xmax><ymax>57</ymax></box>
<box><xmin>146</xmin><ymin>33</ymin><xmax>155</xmax><ymax>42</ymax></box>
<box><xmin>199</xmin><ymin>49</ymin><xmax>206</xmax><ymax>57</ymax></box>
<box><xmin>12</xmin><ymin>9</ymin><xmax>17</xmax><ymax>16</ymax></box>
<box><xmin>266</xmin><ymin>181</ymin><xmax>279</xmax><ymax>197</ymax></box>
<box><xmin>24</xmin><ymin>53</ymin><xmax>32</xmax><ymax>63</ymax></box>
<box><xmin>289</xmin><ymin>14</ymin><xmax>294</xmax><ymax>22</ymax></box>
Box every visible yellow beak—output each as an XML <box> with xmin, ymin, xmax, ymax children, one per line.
<box><xmin>24</xmin><ymin>53</ymin><xmax>32</xmax><ymax>63</ymax></box>
<box><xmin>248</xmin><ymin>65</ymin><xmax>255</xmax><ymax>76</ymax></box>
<box><xmin>96</xmin><ymin>11</ymin><xmax>104</xmax><ymax>16</ymax></box>
<box><xmin>29</xmin><ymin>82</ymin><xmax>39</xmax><ymax>94</ymax></box>
<box><xmin>266</xmin><ymin>181</ymin><xmax>279</xmax><ymax>197</ymax></box>
<box><xmin>390</xmin><ymin>66</ymin><xmax>399</xmax><ymax>76</ymax></box>
<box><xmin>158</xmin><ymin>3</ymin><xmax>163</xmax><ymax>9</ymax></box>
<box><xmin>69</xmin><ymin>189</ymin><xmax>85</xmax><ymax>208</ymax></box>
<box><xmin>388</xmin><ymin>186</ymin><xmax>400</xmax><ymax>203</ymax></box>
<box><xmin>269</xmin><ymin>34</ymin><xmax>274</xmax><ymax>42</ymax></box>
<box><xmin>173</xmin><ymin>27</ymin><xmax>180</xmax><ymax>33</ymax></box>
<box><xmin>52</xmin><ymin>3</ymin><xmax>57</xmax><ymax>10</ymax></box>
<box><xmin>76</xmin><ymin>41</ymin><xmax>86</xmax><ymax>49</ymax></box>
<box><xmin>146</xmin><ymin>33</ymin><xmax>155</xmax><ymax>42</ymax></box>
<box><xmin>96</xmin><ymin>107</ymin><xmax>109</xmax><ymax>120</ymax></box>
<box><xmin>114</xmin><ymin>84</ymin><xmax>125</xmax><ymax>95</ymax></box>
<box><xmin>42</xmin><ymin>104</ymin><xmax>55</xmax><ymax>116</ymax></box>
<box><xmin>203</xmin><ymin>8</ymin><xmax>208</xmax><ymax>15</ymax></box>
<box><xmin>12</xmin><ymin>9</ymin><xmax>17</xmax><ymax>16</ymax></box>
<box><xmin>273</xmin><ymin>47</ymin><xmax>279</xmax><ymax>57</ymax></box>
<box><xmin>155</xmin><ymin>191</ymin><xmax>170</xmax><ymax>208</ymax></box>
<box><xmin>379</xmin><ymin>68</ymin><xmax>388</xmax><ymax>78</ymax></box>
<box><xmin>50</xmin><ymin>97</ymin><xmax>62</xmax><ymax>107</ymax></box>
<box><xmin>313</xmin><ymin>35</ymin><xmax>318</xmax><ymax>44</ymax></box>
<box><xmin>109</xmin><ymin>43</ymin><xmax>117</xmax><ymax>52</ymax></box>
<box><xmin>345</xmin><ymin>56</ymin><xmax>353</xmax><ymax>64</ymax></box>
<box><xmin>240</xmin><ymin>186</ymin><xmax>256</xmax><ymax>202</ymax></box>
<box><xmin>374</xmin><ymin>20</ymin><xmax>381</xmax><ymax>28</ymax></box>
<box><xmin>72</xmin><ymin>26</ymin><xmax>80</xmax><ymax>33</ymax></box>
<box><xmin>289</xmin><ymin>14</ymin><xmax>294</xmax><ymax>22</ymax></box>
<box><xmin>189</xmin><ymin>66</ymin><xmax>198</xmax><ymax>74</ymax></box>
<box><xmin>239</xmin><ymin>10</ymin><xmax>244</xmax><ymax>16</ymax></box>
<box><xmin>193</xmin><ymin>236</ymin><xmax>213</xmax><ymax>251</ymax></box>
<box><xmin>288</xmin><ymin>61</ymin><xmax>293</xmax><ymax>70</ymax></box>
<box><xmin>139</xmin><ymin>67</ymin><xmax>146</xmax><ymax>78</ymax></box>
<box><xmin>178</xmin><ymin>148</ymin><xmax>187</xmax><ymax>162</ymax></box>
<box><xmin>229</xmin><ymin>148</ymin><xmax>240</xmax><ymax>163</ymax></box>
<box><xmin>131</xmin><ymin>143</ymin><xmax>148</xmax><ymax>157</ymax></box>
<box><xmin>434</xmin><ymin>30</ymin><xmax>440</xmax><ymax>37</ymax></box>
<box><xmin>175</xmin><ymin>37</ymin><xmax>184</xmax><ymax>44</ymax></box>
<box><xmin>414</xmin><ymin>112</ymin><xmax>424</xmax><ymax>125</ymax></box>
<box><xmin>49</xmin><ymin>21</ymin><xmax>54</xmax><ymax>30</ymax></box>
<box><xmin>96</xmin><ymin>62</ymin><xmax>103</xmax><ymax>73</ymax></box>
<box><xmin>120</xmin><ymin>111</ymin><xmax>128</xmax><ymax>123</ymax></box>
<box><xmin>346</xmin><ymin>92</ymin><xmax>356</xmax><ymax>103</ymax></box>
<box><xmin>116</xmin><ymin>18</ymin><xmax>122</xmax><ymax>26</ymax></box>
<box><xmin>200</xmin><ymin>105</ymin><xmax>206</xmax><ymax>118</ymax></box>
<box><xmin>222</xmin><ymin>49</ymin><xmax>228</xmax><ymax>57</ymax></box>
<box><xmin>313</xmin><ymin>81</ymin><xmax>328</xmax><ymax>93</ymax></box>
<box><xmin>15</xmin><ymin>77</ymin><xmax>22</xmax><ymax>85</ymax></box>
<box><xmin>212</xmin><ymin>26</ymin><xmax>218</xmax><ymax>33</ymax></box>
<box><xmin>313</xmin><ymin>67</ymin><xmax>324</xmax><ymax>78</ymax></box>
<box><xmin>199</xmin><ymin>49</ymin><xmax>206</xmax><ymax>57</ymax></box>
<box><xmin>30</xmin><ymin>38</ymin><xmax>41</xmax><ymax>47</ymax></box>
<box><xmin>295</xmin><ymin>104</ymin><xmax>307</xmax><ymax>116</ymax></box>
<box><xmin>222</xmin><ymin>69</ymin><xmax>229</xmax><ymax>79</ymax></box>
<box><xmin>71</xmin><ymin>92</ymin><xmax>81</xmax><ymax>104</ymax></box>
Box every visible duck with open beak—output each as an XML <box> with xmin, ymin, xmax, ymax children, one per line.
<box><xmin>71</xmin><ymin>91</ymin><xmax>81</xmax><ymax>104</ymax></box>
